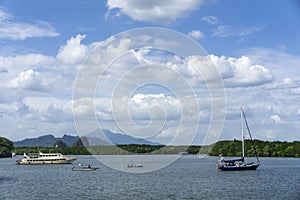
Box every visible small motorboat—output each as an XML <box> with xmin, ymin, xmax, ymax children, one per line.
<box><xmin>127</xmin><ymin>163</ymin><xmax>143</xmax><ymax>168</ymax></box>
<box><xmin>72</xmin><ymin>164</ymin><xmax>99</xmax><ymax>171</ymax></box>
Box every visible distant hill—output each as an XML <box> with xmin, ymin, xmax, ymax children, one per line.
<box><xmin>13</xmin><ymin>129</ymin><xmax>160</xmax><ymax>147</ymax></box>
<box><xmin>14</xmin><ymin>134</ymin><xmax>78</xmax><ymax>147</ymax></box>
<box><xmin>85</xmin><ymin>129</ymin><xmax>161</xmax><ymax>146</ymax></box>
<box><xmin>0</xmin><ymin>136</ymin><xmax>13</xmax><ymax>158</ymax></box>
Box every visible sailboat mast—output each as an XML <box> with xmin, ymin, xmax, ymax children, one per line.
<box><xmin>241</xmin><ymin>107</ymin><xmax>260</xmax><ymax>165</ymax></box>
<box><xmin>241</xmin><ymin>108</ymin><xmax>245</xmax><ymax>158</ymax></box>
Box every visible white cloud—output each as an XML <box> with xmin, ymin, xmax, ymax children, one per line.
<box><xmin>57</xmin><ymin>34</ymin><xmax>88</xmax><ymax>65</ymax></box>
<box><xmin>0</xmin><ymin>54</ymin><xmax>56</xmax><ymax>69</ymax></box>
<box><xmin>264</xmin><ymin>77</ymin><xmax>296</xmax><ymax>90</ymax></box>
<box><xmin>201</xmin><ymin>16</ymin><xmax>220</xmax><ymax>25</ymax></box>
<box><xmin>128</xmin><ymin>93</ymin><xmax>181</xmax><ymax>121</ymax></box>
<box><xmin>269</xmin><ymin>114</ymin><xmax>281</xmax><ymax>124</ymax></box>
<box><xmin>72</xmin><ymin>97</ymin><xmax>95</xmax><ymax>119</ymax></box>
<box><xmin>291</xmin><ymin>87</ymin><xmax>300</xmax><ymax>95</ymax></box>
<box><xmin>0</xmin><ymin>66</ymin><xmax>8</xmax><ymax>73</ymax></box>
<box><xmin>106</xmin><ymin>0</ymin><xmax>204</xmax><ymax>24</ymax></box>
<box><xmin>212</xmin><ymin>24</ymin><xmax>267</xmax><ymax>38</ymax></box>
<box><xmin>9</xmin><ymin>69</ymin><xmax>50</xmax><ymax>92</ymax></box>
<box><xmin>261</xmin><ymin>114</ymin><xmax>289</xmax><ymax>126</ymax></box>
<box><xmin>257</xmin><ymin>130</ymin><xmax>276</xmax><ymax>140</ymax></box>
<box><xmin>0</xmin><ymin>33</ymin><xmax>299</xmax><ymax>143</ymax></box>
<box><xmin>187</xmin><ymin>54</ymin><xmax>273</xmax><ymax>88</ymax></box>
<box><xmin>0</xmin><ymin>9</ymin><xmax>59</xmax><ymax>40</ymax></box>
<box><xmin>208</xmin><ymin>55</ymin><xmax>234</xmax><ymax>79</ymax></box>
<box><xmin>188</xmin><ymin>30</ymin><xmax>205</xmax><ymax>39</ymax></box>
<box><xmin>210</xmin><ymin>55</ymin><xmax>273</xmax><ymax>87</ymax></box>
<box><xmin>201</xmin><ymin>15</ymin><xmax>267</xmax><ymax>39</ymax></box>
<box><xmin>235</xmin><ymin>47</ymin><xmax>300</xmax><ymax>81</ymax></box>
<box><xmin>41</xmin><ymin>103</ymin><xmax>69</xmax><ymax>123</ymax></box>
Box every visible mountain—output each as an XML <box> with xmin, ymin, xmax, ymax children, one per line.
<box><xmin>13</xmin><ymin>129</ymin><xmax>160</xmax><ymax>147</ymax></box>
<box><xmin>14</xmin><ymin>134</ymin><xmax>78</xmax><ymax>147</ymax></box>
<box><xmin>86</xmin><ymin>129</ymin><xmax>161</xmax><ymax>145</ymax></box>
<box><xmin>60</xmin><ymin>134</ymin><xmax>79</xmax><ymax>146</ymax></box>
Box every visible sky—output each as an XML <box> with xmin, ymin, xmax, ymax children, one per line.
<box><xmin>0</xmin><ymin>0</ymin><xmax>299</xmax><ymax>145</ymax></box>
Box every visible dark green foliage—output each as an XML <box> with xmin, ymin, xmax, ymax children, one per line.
<box><xmin>209</xmin><ymin>140</ymin><xmax>300</xmax><ymax>157</ymax></box>
<box><xmin>53</xmin><ymin>139</ymin><xmax>67</xmax><ymax>148</ymax></box>
<box><xmin>71</xmin><ymin>137</ymin><xmax>86</xmax><ymax>147</ymax></box>
<box><xmin>0</xmin><ymin>136</ymin><xmax>13</xmax><ymax>153</ymax></box>
<box><xmin>13</xmin><ymin>146</ymin><xmax>91</xmax><ymax>155</ymax></box>
<box><xmin>10</xmin><ymin>138</ymin><xmax>299</xmax><ymax>157</ymax></box>
<box><xmin>117</xmin><ymin>144</ymin><xmax>164</xmax><ymax>154</ymax></box>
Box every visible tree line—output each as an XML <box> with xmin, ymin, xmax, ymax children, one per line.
<box><xmin>1</xmin><ymin>136</ymin><xmax>299</xmax><ymax>157</ymax></box>
<box><xmin>208</xmin><ymin>139</ymin><xmax>299</xmax><ymax>157</ymax></box>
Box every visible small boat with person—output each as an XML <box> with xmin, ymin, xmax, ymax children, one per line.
<box><xmin>127</xmin><ymin>163</ymin><xmax>143</xmax><ymax>168</ymax></box>
<box><xmin>16</xmin><ymin>152</ymin><xmax>77</xmax><ymax>165</ymax></box>
<box><xmin>127</xmin><ymin>160</ymin><xmax>143</xmax><ymax>168</ymax></box>
<box><xmin>217</xmin><ymin>108</ymin><xmax>260</xmax><ymax>171</ymax></box>
<box><xmin>72</xmin><ymin>164</ymin><xmax>99</xmax><ymax>171</ymax></box>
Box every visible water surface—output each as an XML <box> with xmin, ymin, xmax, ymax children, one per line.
<box><xmin>0</xmin><ymin>155</ymin><xmax>299</xmax><ymax>199</ymax></box>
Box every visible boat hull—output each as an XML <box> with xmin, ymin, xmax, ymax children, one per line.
<box><xmin>72</xmin><ymin>167</ymin><xmax>99</xmax><ymax>171</ymax></box>
<box><xmin>218</xmin><ymin>164</ymin><xmax>259</xmax><ymax>171</ymax></box>
<box><xmin>0</xmin><ymin>153</ymin><xmax>12</xmax><ymax>158</ymax></box>
<box><xmin>17</xmin><ymin>158</ymin><xmax>77</xmax><ymax>165</ymax></box>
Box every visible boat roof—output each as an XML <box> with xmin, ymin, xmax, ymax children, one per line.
<box><xmin>222</xmin><ymin>157</ymin><xmax>244</xmax><ymax>163</ymax></box>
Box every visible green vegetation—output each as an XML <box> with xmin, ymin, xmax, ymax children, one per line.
<box><xmin>13</xmin><ymin>146</ymin><xmax>91</xmax><ymax>155</ymax></box>
<box><xmin>53</xmin><ymin>139</ymin><xmax>67</xmax><ymax>148</ymax></box>
<box><xmin>1</xmin><ymin>135</ymin><xmax>298</xmax><ymax>157</ymax></box>
<box><xmin>0</xmin><ymin>136</ymin><xmax>13</xmax><ymax>153</ymax></box>
<box><xmin>11</xmin><ymin>144</ymin><xmax>211</xmax><ymax>155</ymax></box>
<box><xmin>12</xmin><ymin>140</ymin><xmax>299</xmax><ymax>157</ymax></box>
<box><xmin>209</xmin><ymin>140</ymin><xmax>300</xmax><ymax>157</ymax></box>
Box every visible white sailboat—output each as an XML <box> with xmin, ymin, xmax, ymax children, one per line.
<box><xmin>217</xmin><ymin>108</ymin><xmax>260</xmax><ymax>171</ymax></box>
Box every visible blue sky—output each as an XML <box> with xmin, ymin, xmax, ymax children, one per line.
<box><xmin>0</xmin><ymin>0</ymin><xmax>299</xmax><ymax>144</ymax></box>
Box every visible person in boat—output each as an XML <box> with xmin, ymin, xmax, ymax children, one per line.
<box><xmin>88</xmin><ymin>164</ymin><xmax>91</xmax><ymax>168</ymax></box>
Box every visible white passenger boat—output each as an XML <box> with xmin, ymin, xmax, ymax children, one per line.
<box><xmin>16</xmin><ymin>152</ymin><xmax>77</xmax><ymax>165</ymax></box>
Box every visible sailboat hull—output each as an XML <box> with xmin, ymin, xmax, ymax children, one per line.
<box><xmin>217</xmin><ymin>108</ymin><xmax>260</xmax><ymax>171</ymax></box>
<box><xmin>218</xmin><ymin>164</ymin><xmax>259</xmax><ymax>171</ymax></box>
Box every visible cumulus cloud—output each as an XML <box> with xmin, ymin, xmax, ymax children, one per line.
<box><xmin>209</xmin><ymin>55</ymin><xmax>273</xmax><ymax>87</ymax></box>
<box><xmin>257</xmin><ymin>130</ymin><xmax>276</xmax><ymax>140</ymax></box>
<box><xmin>106</xmin><ymin>0</ymin><xmax>204</xmax><ymax>24</ymax></box>
<box><xmin>0</xmin><ymin>8</ymin><xmax>59</xmax><ymax>40</ymax></box>
<box><xmin>188</xmin><ymin>30</ymin><xmax>205</xmax><ymax>39</ymax></box>
<box><xmin>183</xmin><ymin>54</ymin><xmax>272</xmax><ymax>87</ymax></box>
<box><xmin>264</xmin><ymin>77</ymin><xmax>296</xmax><ymax>90</ymax></box>
<box><xmin>41</xmin><ymin>103</ymin><xmax>69</xmax><ymax>123</ymax></box>
<box><xmin>270</xmin><ymin>114</ymin><xmax>281</xmax><ymax>124</ymax></box>
<box><xmin>57</xmin><ymin>34</ymin><xmax>88</xmax><ymax>65</ymax></box>
<box><xmin>128</xmin><ymin>93</ymin><xmax>181</xmax><ymax>121</ymax></box>
<box><xmin>291</xmin><ymin>87</ymin><xmax>300</xmax><ymax>95</ymax></box>
<box><xmin>261</xmin><ymin>114</ymin><xmax>285</xmax><ymax>125</ymax></box>
<box><xmin>9</xmin><ymin>69</ymin><xmax>50</xmax><ymax>92</ymax></box>
<box><xmin>1</xmin><ymin>33</ymin><xmax>298</xmax><ymax>143</ymax></box>
<box><xmin>208</xmin><ymin>55</ymin><xmax>234</xmax><ymax>79</ymax></box>
<box><xmin>236</xmin><ymin>47</ymin><xmax>300</xmax><ymax>81</ymax></box>
<box><xmin>0</xmin><ymin>66</ymin><xmax>8</xmax><ymax>73</ymax></box>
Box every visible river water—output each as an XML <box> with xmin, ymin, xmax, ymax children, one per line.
<box><xmin>0</xmin><ymin>155</ymin><xmax>299</xmax><ymax>199</ymax></box>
